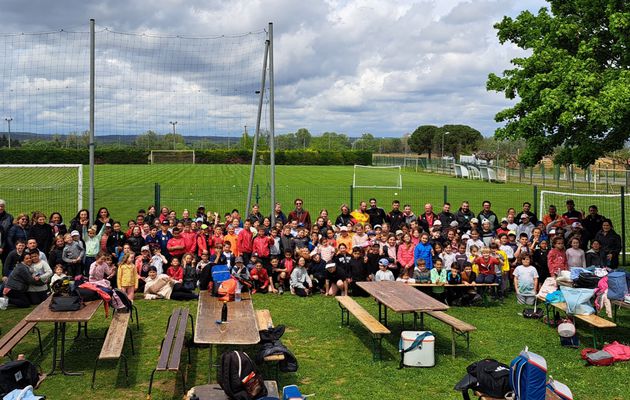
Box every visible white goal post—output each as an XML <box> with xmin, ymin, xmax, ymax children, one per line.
<box><xmin>149</xmin><ymin>150</ymin><xmax>196</xmax><ymax>164</ymax></box>
<box><xmin>352</xmin><ymin>165</ymin><xmax>402</xmax><ymax>189</ymax></box>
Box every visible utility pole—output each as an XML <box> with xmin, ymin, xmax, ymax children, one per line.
<box><xmin>169</xmin><ymin>121</ymin><xmax>178</xmax><ymax>150</ymax></box>
<box><xmin>441</xmin><ymin>131</ymin><xmax>450</xmax><ymax>169</ymax></box>
<box><xmin>4</xmin><ymin>117</ymin><xmax>12</xmax><ymax>148</ymax></box>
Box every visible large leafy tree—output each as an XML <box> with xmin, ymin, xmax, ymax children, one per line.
<box><xmin>487</xmin><ymin>0</ymin><xmax>629</xmax><ymax>167</ymax></box>
<box><xmin>408</xmin><ymin>125</ymin><xmax>440</xmax><ymax>159</ymax></box>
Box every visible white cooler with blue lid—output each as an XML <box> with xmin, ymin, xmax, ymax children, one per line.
<box><xmin>400</xmin><ymin>330</ymin><xmax>435</xmax><ymax>367</ymax></box>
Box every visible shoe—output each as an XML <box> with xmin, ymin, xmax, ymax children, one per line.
<box><xmin>278</xmin><ymin>287</ymin><xmax>284</xmax><ymax>295</ymax></box>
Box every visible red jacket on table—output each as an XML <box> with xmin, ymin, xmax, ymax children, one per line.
<box><xmin>181</xmin><ymin>231</ymin><xmax>197</xmax><ymax>254</ymax></box>
<box><xmin>238</xmin><ymin>229</ymin><xmax>253</xmax><ymax>254</ymax></box>
<box><xmin>547</xmin><ymin>248</ymin><xmax>568</xmax><ymax>276</ymax></box>
<box><xmin>252</xmin><ymin>235</ymin><xmax>273</xmax><ymax>258</ymax></box>
<box><xmin>167</xmin><ymin>265</ymin><xmax>184</xmax><ymax>282</ymax></box>
<box><xmin>167</xmin><ymin>236</ymin><xmax>187</xmax><ymax>258</ymax></box>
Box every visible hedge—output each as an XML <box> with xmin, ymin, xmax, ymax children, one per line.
<box><xmin>0</xmin><ymin>149</ymin><xmax>372</xmax><ymax>166</ymax></box>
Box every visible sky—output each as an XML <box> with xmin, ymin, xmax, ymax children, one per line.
<box><xmin>0</xmin><ymin>0</ymin><xmax>551</xmax><ymax>138</ymax></box>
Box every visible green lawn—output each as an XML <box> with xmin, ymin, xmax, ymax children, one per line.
<box><xmin>2</xmin><ymin>293</ymin><xmax>629</xmax><ymax>399</ymax></box>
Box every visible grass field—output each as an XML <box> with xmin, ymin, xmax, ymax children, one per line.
<box><xmin>2</xmin><ymin>293</ymin><xmax>629</xmax><ymax>399</ymax></box>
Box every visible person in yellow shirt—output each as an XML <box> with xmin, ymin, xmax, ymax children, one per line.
<box><xmin>350</xmin><ymin>201</ymin><xmax>370</xmax><ymax>226</ymax></box>
<box><xmin>336</xmin><ymin>226</ymin><xmax>353</xmax><ymax>251</ymax></box>
<box><xmin>117</xmin><ymin>253</ymin><xmax>138</xmax><ymax>301</ymax></box>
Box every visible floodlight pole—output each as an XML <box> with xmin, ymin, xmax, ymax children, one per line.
<box><xmin>4</xmin><ymin>117</ymin><xmax>11</xmax><ymax>148</ymax></box>
<box><xmin>441</xmin><ymin>131</ymin><xmax>449</xmax><ymax>169</ymax></box>
<box><xmin>246</xmin><ymin>29</ymin><xmax>270</xmax><ymax>215</ymax></box>
<box><xmin>89</xmin><ymin>18</ymin><xmax>95</xmax><ymax>219</ymax></box>
<box><xmin>268</xmin><ymin>22</ymin><xmax>276</xmax><ymax>225</ymax></box>
<box><xmin>169</xmin><ymin>121</ymin><xmax>178</xmax><ymax>149</ymax></box>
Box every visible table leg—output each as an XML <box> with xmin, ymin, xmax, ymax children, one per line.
<box><xmin>75</xmin><ymin>321</ymin><xmax>89</xmax><ymax>339</ymax></box>
<box><xmin>48</xmin><ymin>322</ymin><xmax>60</xmax><ymax>376</ymax></box>
<box><xmin>59</xmin><ymin>322</ymin><xmax>82</xmax><ymax>376</ymax></box>
<box><xmin>207</xmin><ymin>345</ymin><xmax>213</xmax><ymax>384</ymax></box>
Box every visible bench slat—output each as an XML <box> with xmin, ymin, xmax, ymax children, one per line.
<box><xmin>157</xmin><ymin>308</ymin><xmax>182</xmax><ymax>371</ymax></box>
<box><xmin>168</xmin><ymin>308</ymin><xmax>189</xmax><ymax>370</ymax></box>
<box><xmin>99</xmin><ymin>312</ymin><xmax>130</xmax><ymax>360</ymax></box>
<box><xmin>427</xmin><ymin>311</ymin><xmax>476</xmax><ymax>332</ymax></box>
<box><xmin>540</xmin><ymin>298</ymin><xmax>616</xmax><ymax>329</ymax></box>
<box><xmin>0</xmin><ymin>321</ymin><xmax>37</xmax><ymax>357</ymax></box>
<box><xmin>255</xmin><ymin>309</ymin><xmax>273</xmax><ymax>331</ymax></box>
<box><xmin>336</xmin><ymin>296</ymin><xmax>390</xmax><ymax>335</ymax></box>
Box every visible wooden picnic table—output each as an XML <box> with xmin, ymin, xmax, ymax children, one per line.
<box><xmin>357</xmin><ymin>281</ymin><xmax>448</xmax><ymax>328</ymax></box>
<box><xmin>25</xmin><ymin>296</ymin><xmax>103</xmax><ymax>376</ymax></box>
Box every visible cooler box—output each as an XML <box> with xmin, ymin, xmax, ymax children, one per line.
<box><xmin>400</xmin><ymin>331</ymin><xmax>435</xmax><ymax>367</ymax></box>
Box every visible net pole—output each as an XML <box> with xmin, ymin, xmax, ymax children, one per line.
<box><xmin>245</xmin><ymin>35</ymin><xmax>269</xmax><ymax>214</ymax></box>
<box><xmin>268</xmin><ymin>22</ymin><xmax>276</xmax><ymax>225</ymax></box>
<box><xmin>88</xmin><ymin>18</ymin><xmax>95</xmax><ymax>218</ymax></box>
<box><xmin>77</xmin><ymin>165</ymin><xmax>83</xmax><ymax>211</ymax></box>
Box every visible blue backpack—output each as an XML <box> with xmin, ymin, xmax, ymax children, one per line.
<box><xmin>607</xmin><ymin>271</ymin><xmax>628</xmax><ymax>300</ymax></box>
<box><xmin>510</xmin><ymin>347</ymin><xmax>547</xmax><ymax>400</ymax></box>
<box><xmin>211</xmin><ymin>265</ymin><xmax>231</xmax><ymax>295</ymax></box>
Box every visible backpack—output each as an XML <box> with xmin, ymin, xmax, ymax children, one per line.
<box><xmin>111</xmin><ymin>288</ymin><xmax>133</xmax><ymax>312</ymax></box>
<box><xmin>218</xmin><ymin>278</ymin><xmax>238</xmax><ymax>302</ymax></box>
<box><xmin>463</xmin><ymin>359</ymin><xmax>512</xmax><ymax>399</ymax></box>
<box><xmin>560</xmin><ymin>287</ymin><xmax>595</xmax><ymax>315</ymax></box>
<box><xmin>212</xmin><ymin>265</ymin><xmax>232</xmax><ymax>295</ymax></box>
<box><xmin>218</xmin><ymin>350</ymin><xmax>267</xmax><ymax>400</ymax></box>
<box><xmin>546</xmin><ymin>378</ymin><xmax>573</xmax><ymax>400</ymax></box>
<box><xmin>574</xmin><ymin>272</ymin><xmax>600</xmax><ymax>289</ymax></box>
<box><xmin>606</xmin><ymin>271</ymin><xmax>628</xmax><ymax>300</ymax></box>
<box><xmin>581</xmin><ymin>348</ymin><xmax>615</xmax><ymax>366</ymax></box>
<box><xmin>510</xmin><ymin>347</ymin><xmax>547</xmax><ymax>400</ymax></box>
<box><xmin>49</xmin><ymin>279</ymin><xmax>82</xmax><ymax>312</ymax></box>
<box><xmin>0</xmin><ymin>360</ymin><xmax>39</xmax><ymax>396</ymax></box>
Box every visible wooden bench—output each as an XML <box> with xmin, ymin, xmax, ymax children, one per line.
<box><xmin>336</xmin><ymin>296</ymin><xmax>391</xmax><ymax>360</ymax></box>
<box><xmin>91</xmin><ymin>311</ymin><xmax>135</xmax><ymax>388</ymax></box>
<box><xmin>410</xmin><ymin>283</ymin><xmax>499</xmax><ymax>306</ymax></box>
<box><xmin>611</xmin><ymin>299</ymin><xmax>630</xmax><ymax>323</ymax></box>
<box><xmin>255</xmin><ymin>309</ymin><xmax>285</xmax><ymax>379</ymax></box>
<box><xmin>538</xmin><ymin>295</ymin><xmax>616</xmax><ymax>348</ymax></box>
<box><xmin>186</xmin><ymin>380</ymin><xmax>279</xmax><ymax>399</ymax></box>
<box><xmin>0</xmin><ymin>319</ymin><xmax>42</xmax><ymax>360</ymax></box>
<box><xmin>475</xmin><ymin>387</ymin><xmax>561</xmax><ymax>399</ymax></box>
<box><xmin>147</xmin><ymin>307</ymin><xmax>194</xmax><ymax>399</ymax></box>
<box><xmin>426</xmin><ymin>311</ymin><xmax>476</xmax><ymax>357</ymax></box>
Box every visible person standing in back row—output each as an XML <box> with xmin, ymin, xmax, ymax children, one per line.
<box><xmin>288</xmin><ymin>198</ymin><xmax>311</xmax><ymax>228</ymax></box>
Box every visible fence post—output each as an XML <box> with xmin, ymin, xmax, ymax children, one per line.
<box><xmin>349</xmin><ymin>185</ymin><xmax>354</xmax><ymax>210</ymax></box>
<box><xmin>443</xmin><ymin>185</ymin><xmax>448</xmax><ymax>204</ymax></box>
<box><xmin>154</xmin><ymin>183</ymin><xmax>160</xmax><ymax>211</ymax></box>
<box><xmin>555</xmin><ymin>164</ymin><xmax>560</xmax><ymax>188</ymax></box>
<box><xmin>621</xmin><ymin>186</ymin><xmax>626</xmax><ymax>266</ymax></box>
<box><xmin>529</xmin><ymin>167</ymin><xmax>533</xmax><ymax>185</ymax></box>
<box><xmin>255</xmin><ymin>184</ymin><xmax>260</xmax><ymax>205</ymax></box>
<box><xmin>541</xmin><ymin>164</ymin><xmax>545</xmax><ymax>186</ymax></box>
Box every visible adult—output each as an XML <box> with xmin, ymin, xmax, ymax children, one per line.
<box><xmin>437</xmin><ymin>202</ymin><xmax>456</xmax><ymax>228</ymax></box>
<box><xmin>582</xmin><ymin>205</ymin><xmax>605</xmax><ymax>241</ymax></box>
<box><xmin>350</xmin><ymin>201</ymin><xmax>370</xmax><ymax>226</ymax></box>
<box><xmin>402</xmin><ymin>204</ymin><xmax>417</xmax><ymax>227</ymax></box>
<box><xmin>69</xmin><ymin>209</ymin><xmax>90</xmax><ymax>233</ymax></box>
<box><xmin>48</xmin><ymin>235</ymin><xmax>67</xmax><ymax>270</ymax></box>
<box><xmin>247</xmin><ymin>204</ymin><xmax>264</xmax><ymax>225</ymax></box>
<box><xmin>94</xmin><ymin>207</ymin><xmax>113</xmax><ymax>232</ymax></box>
<box><xmin>387</xmin><ymin>200</ymin><xmax>405</xmax><ymax>233</ymax></box>
<box><xmin>335</xmin><ymin>204</ymin><xmax>353</xmax><ymax>227</ymax></box>
<box><xmin>27</xmin><ymin>250</ymin><xmax>52</xmax><ymax>305</ymax></box>
<box><xmin>562</xmin><ymin>199</ymin><xmax>583</xmax><ymax>226</ymax></box>
<box><xmin>49</xmin><ymin>212</ymin><xmax>67</xmax><ymax>238</ymax></box>
<box><xmin>2</xmin><ymin>240</ymin><xmax>26</xmax><ymax>278</ymax></box>
<box><xmin>519</xmin><ymin>202</ymin><xmax>538</xmax><ymax>225</ymax></box>
<box><xmin>366</xmin><ymin>198</ymin><xmax>387</xmax><ymax>226</ymax></box>
<box><xmin>271</xmin><ymin>202</ymin><xmax>287</xmax><ymax>225</ymax></box>
<box><xmin>516</xmin><ymin>214</ymin><xmax>535</xmax><ymax>239</ymax></box>
<box><xmin>541</xmin><ymin>204</ymin><xmax>562</xmax><ymax>227</ymax></box>
<box><xmin>0</xmin><ymin>199</ymin><xmax>14</xmax><ymax>238</ymax></box>
<box><xmin>455</xmin><ymin>201</ymin><xmax>475</xmax><ymax>232</ymax></box>
<box><xmin>6</xmin><ymin>214</ymin><xmax>30</xmax><ymax>252</ymax></box>
<box><xmin>478</xmin><ymin>200</ymin><xmax>499</xmax><ymax>230</ymax></box>
<box><xmin>29</xmin><ymin>212</ymin><xmax>54</xmax><ymax>254</ymax></box>
<box><xmin>419</xmin><ymin>203</ymin><xmax>438</xmax><ymax>231</ymax></box>
<box><xmin>3</xmin><ymin>249</ymin><xmax>39</xmax><ymax>308</ymax></box>
<box><xmin>593</xmin><ymin>219</ymin><xmax>622</xmax><ymax>269</ymax></box>
<box><xmin>288</xmin><ymin>198</ymin><xmax>311</xmax><ymax>227</ymax></box>
<box><xmin>145</xmin><ymin>205</ymin><xmax>158</xmax><ymax>226</ymax></box>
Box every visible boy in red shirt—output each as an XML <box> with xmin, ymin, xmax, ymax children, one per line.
<box><xmin>252</xmin><ymin>226</ymin><xmax>274</xmax><ymax>268</ymax></box>
<box><xmin>237</xmin><ymin>220</ymin><xmax>254</xmax><ymax>264</ymax></box>
<box><xmin>250</xmin><ymin>260</ymin><xmax>276</xmax><ymax>294</ymax></box>
<box><xmin>166</xmin><ymin>257</ymin><xmax>183</xmax><ymax>283</ymax></box>
<box><xmin>166</xmin><ymin>228</ymin><xmax>186</xmax><ymax>259</ymax></box>
<box><xmin>473</xmin><ymin>247</ymin><xmax>501</xmax><ymax>284</ymax></box>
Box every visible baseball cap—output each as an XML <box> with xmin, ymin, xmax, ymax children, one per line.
<box><xmin>549</xmin><ymin>229</ymin><xmax>556</xmax><ymax>234</ymax></box>
<box><xmin>572</xmin><ymin>222</ymin><xmax>583</xmax><ymax>229</ymax></box>
<box><xmin>501</xmin><ymin>217</ymin><xmax>508</xmax><ymax>223</ymax></box>
<box><xmin>379</xmin><ymin>258</ymin><xmax>390</xmax><ymax>266</ymax></box>
<box><xmin>235</xmin><ymin>256</ymin><xmax>244</xmax><ymax>264</ymax></box>
<box><xmin>105</xmin><ymin>223</ymin><xmax>112</xmax><ymax>227</ymax></box>
<box><xmin>325</xmin><ymin>263</ymin><xmax>336</xmax><ymax>269</ymax></box>
<box><xmin>201</xmin><ymin>224</ymin><xmax>209</xmax><ymax>230</ymax></box>
<box><xmin>508</xmin><ymin>230</ymin><xmax>517</xmax><ymax>236</ymax></box>
<box><xmin>161</xmin><ymin>220</ymin><xmax>169</xmax><ymax>225</ymax></box>
<box><xmin>340</xmin><ymin>226</ymin><xmax>348</xmax><ymax>231</ymax></box>
<box><xmin>520</xmin><ymin>214</ymin><xmax>529</xmax><ymax>219</ymax></box>
<box><xmin>433</xmin><ymin>220</ymin><xmax>442</xmax><ymax>226</ymax></box>
<box><xmin>141</xmin><ymin>245</ymin><xmax>150</xmax><ymax>252</ymax></box>
<box><xmin>395</xmin><ymin>230</ymin><xmax>403</xmax><ymax>235</ymax></box>
<box><xmin>70</xmin><ymin>230</ymin><xmax>80</xmax><ymax>236</ymax></box>
<box><xmin>461</xmin><ymin>233</ymin><xmax>470</xmax><ymax>240</ymax></box>
<box><xmin>450</xmin><ymin>221</ymin><xmax>459</xmax><ymax>227</ymax></box>
<box><xmin>470</xmin><ymin>218</ymin><xmax>479</xmax><ymax>224</ymax></box>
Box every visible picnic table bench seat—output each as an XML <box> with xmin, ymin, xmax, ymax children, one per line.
<box><xmin>147</xmin><ymin>307</ymin><xmax>194</xmax><ymax>399</ymax></box>
<box><xmin>426</xmin><ymin>311</ymin><xmax>476</xmax><ymax>357</ymax></box>
<box><xmin>255</xmin><ymin>309</ymin><xmax>285</xmax><ymax>379</ymax></box>
<box><xmin>186</xmin><ymin>380</ymin><xmax>279</xmax><ymax>400</ymax></box>
<box><xmin>91</xmin><ymin>311</ymin><xmax>135</xmax><ymax>388</ymax></box>
<box><xmin>336</xmin><ymin>296</ymin><xmax>390</xmax><ymax>360</ymax></box>
<box><xmin>611</xmin><ymin>299</ymin><xmax>630</xmax><ymax>323</ymax></box>
<box><xmin>537</xmin><ymin>295</ymin><xmax>616</xmax><ymax>348</ymax></box>
<box><xmin>0</xmin><ymin>319</ymin><xmax>42</xmax><ymax>360</ymax></box>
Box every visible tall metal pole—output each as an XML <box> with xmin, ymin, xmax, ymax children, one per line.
<box><xmin>246</xmin><ymin>35</ymin><xmax>270</xmax><ymax>214</ymax></box>
<box><xmin>268</xmin><ymin>22</ymin><xmax>276</xmax><ymax>225</ymax></box>
<box><xmin>89</xmin><ymin>18</ymin><xmax>95</xmax><ymax>219</ymax></box>
<box><xmin>169</xmin><ymin>121</ymin><xmax>177</xmax><ymax>149</ymax></box>
<box><xmin>4</xmin><ymin>118</ymin><xmax>11</xmax><ymax>148</ymax></box>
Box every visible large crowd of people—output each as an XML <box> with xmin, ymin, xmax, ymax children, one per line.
<box><xmin>0</xmin><ymin>196</ymin><xmax>623</xmax><ymax>308</ymax></box>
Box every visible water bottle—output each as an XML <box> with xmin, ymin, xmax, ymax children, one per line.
<box><xmin>221</xmin><ymin>301</ymin><xmax>228</xmax><ymax>322</ymax></box>
<box><xmin>235</xmin><ymin>282</ymin><xmax>242</xmax><ymax>302</ymax></box>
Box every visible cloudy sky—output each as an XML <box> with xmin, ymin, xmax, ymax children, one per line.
<box><xmin>0</xmin><ymin>0</ymin><xmax>550</xmax><ymax>139</ymax></box>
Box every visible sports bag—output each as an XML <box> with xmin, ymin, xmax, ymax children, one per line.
<box><xmin>510</xmin><ymin>347</ymin><xmax>547</xmax><ymax>400</ymax></box>
<box><xmin>607</xmin><ymin>271</ymin><xmax>628</xmax><ymax>300</ymax></box>
<box><xmin>1</xmin><ymin>385</ymin><xmax>45</xmax><ymax>400</ymax></box>
<box><xmin>461</xmin><ymin>359</ymin><xmax>512</xmax><ymax>399</ymax></box>
<box><xmin>218</xmin><ymin>350</ymin><xmax>267</xmax><ymax>400</ymax></box>
<box><xmin>523</xmin><ymin>297</ymin><xmax>543</xmax><ymax>319</ymax></box>
<box><xmin>537</xmin><ymin>277</ymin><xmax>557</xmax><ymax>298</ymax></box>
<box><xmin>574</xmin><ymin>272</ymin><xmax>600</xmax><ymax>289</ymax></box>
<box><xmin>546</xmin><ymin>378</ymin><xmax>573</xmax><ymax>400</ymax></box>
<box><xmin>581</xmin><ymin>348</ymin><xmax>615</xmax><ymax>366</ymax></box>
<box><xmin>111</xmin><ymin>288</ymin><xmax>133</xmax><ymax>312</ymax></box>
<box><xmin>0</xmin><ymin>360</ymin><xmax>39</xmax><ymax>396</ymax></box>
<box><xmin>602</xmin><ymin>341</ymin><xmax>630</xmax><ymax>362</ymax></box>
<box><xmin>560</xmin><ymin>287</ymin><xmax>595</xmax><ymax>315</ymax></box>
<box><xmin>49</xmin><ymin>279</ymin><xmax>83</xmax><ymax>312</ymax></box>
<box><xmin>218</xmin><ymin>278</ymin><xmax>238</xmax><ymax>302</ymax></box>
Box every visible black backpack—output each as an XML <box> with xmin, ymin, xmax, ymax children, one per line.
<box><xmin>574</xmin><ymin>272</ymin><xmax>600</xmax><ymax>289</ymax></box>
<box><xmin>456</xmin><ymin>359</ymin><xmax>512</xmax><ymax>400</ymax></box>
<box><xmin>218</xmin><ymin>351</ymin><xmax>267</xmax><ymax>400</ymax></box>
<box><xmin>0</xmin><ymin>360</ymin><xmax>39</xmax><ymax>396</ymax></box>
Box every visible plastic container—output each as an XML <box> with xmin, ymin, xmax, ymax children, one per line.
<box><xmin>400</xmin><ymin>331</ymin><xmax>435</xmax><ymax>367</ymax></box>
<box><xmin>235</xmin><ymin>282</ymin><xmax>242</xmax><ymax>302</ymax></box>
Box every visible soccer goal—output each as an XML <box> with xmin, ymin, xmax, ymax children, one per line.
<box><xmin>0</xmin><ymin>164</ymin><xmax>83</xmax><ymax>217</ymax></box>
<box><xmin>539</xmin><ymin>190</ymin><xmax>630</xmax><ymax>252</ymax></box>
<box><xmin>149</xmin><ymin>150</ymin><xmax>196</xmax><ymax>164</ymax></box>
<box><xmin>352</xmin><ymin>165</ymin><xmax>402</xmax><ymax>189</ymax></box>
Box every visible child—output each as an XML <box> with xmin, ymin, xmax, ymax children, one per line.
<box><xmin>547</xmin><ymin>236</ymin><xmax>568</xmax><ymax>276</ymax></box>
<box><xmin>348</xmin><ymin>247</ymin><xmax>369</xmax><ymax>296</ymax></box>
<box><xmin>62</xmin><ymin>232</ymin><xmax>84</xmax><ymax>278</ymax></box>
<box><xmin>315</xmin><ymin>237</ymin><xmax>336</xmax><ymax>264</ymax></box>
<box><xmin>413</xmin><ymin>233</ymin><xmax>434</xmax><ymax>270</ymax></box>
<box><xmin>460</xmin><ymin>262</ymin><xmax>479</xmax><ymax>306</ymax></box>
<box><xmin>275</xmin><ymin>250</ymin><xmax>294</xmax><ymax>294</ymax></box>
<box><xmin>50</xmin><ymin>264</ymin><xmax>67</xmax><ymax>285</ymax></box>
<box><xmin>430</xmin><ymin>259</ymin><xmax>448</xmax><ymax>303</ymax></box>
<box><xmin>474</xmin><ymin>248</ymin><xmax>501</xmax><ymax>284</ymax></box>
<box><xmin>454</xmin><ymin>243</ymin><xmax>468</xmax><ymax>270</ymax></box>
<box><xmin>324</xmin><ymin>262</ymin><xmax>348</xmax><ymax>296</ymax></box>
<box><xmin>82</xmin><ymin>223</ymin><xmax>107</xmax><ymax>276</ymax></box>
<box><xmin>440</xmin><ymin>244</ymin><xmax>456</xmax><ymax>270</ymax></box>
<box><xmin>250</xmin><ymin>260</ymin><xmax>275</xmax><ymax>294</ymax></box>
<box><xmin>446</xmin><ymin>264</ymin><xmax>463</xmax><ymax>305</ymax></box>
<box><xmin>514</xmin><ymin>254</ymin><xmax>539</xmax><ymax>305</ymax></box>
<box><xmin>585</xmin><ymin>240</ymin><xmax>606</xmax><ymax>268</ymax></box>
<box><xmin>308</xmin><ymin>253</ymin><xmax>327</xmax><ymax>293</ymax></box>
<box><xmin>566</xmin><ymin>237</ymin><xmax>586</xmax><ymax>268</ymax></box>
<box><xmin>167</xmin><ymin>257</ymin><xmax>184</xmax><ymax>283</ymax></box>
<box><xmin>117</xmin><ymin>253</ymin><xmax>138</xmax><ymax>301</ymax></box>
<box><xmin>290</xmin><ymin>257</ymin><xmax>312</xmax><ymax>297</ymax></box>
<box><xmin>374</xmin><ymin>258</ymin><xmax>395</xmax><ymax>282</ymax></box>
<box><xmin>412</xmin><ymin>259</ymin><xmax>431</xmax><ymax>284</ymax></box>
<box><xmin>151</xmin><ymin>246</ymin><xmax>168</xmax><ymax>275</ymax></box>
<box><xmin>396</xmin><ymin>270</ymin><xmax>416</xmax><ymax>284</ymax></box>
<box><xmin>181</xmin><ymin>253</ymin><xmax>197</xmax><ymax>291</ymax></box>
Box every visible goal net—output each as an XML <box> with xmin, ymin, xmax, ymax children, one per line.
<box><xmin>353</xmin><ymin>165</ymin><xmax>402</xmax><ymax>189</ymax></box>
<box><xmin>150</xmin><ymin>150</ymin><xmax>196</xmax><ymax>164</ymax></box>
<box><xmin>0</xmin><ymin>164</ymin><xmax>83</xmax><ymax>218</ymax></box>
<box><xmin>539</xmin><ymin>190</ymin><xmax>630</xmax><ymax>252</ymax></box>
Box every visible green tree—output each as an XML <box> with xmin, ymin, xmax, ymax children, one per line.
<box><xmin>408</xmin><ymin>125</ymin><xmax>440</xmax><ymax>159</ymax></box>
<box><xmin>353</xmin><ymin>133</ymin><xmax>379</xmax><ymax>152</ymax></box>
<box><xmin>163</xmin><ymin>133</ymin><xmax>186</xmax><ymax>149</ymax></box>
<box><xmin>487</xmin><ymin>1</ymin><xmax>630</xmax><ymax>167</ymax></box>
<box><xmin>380</xmin><ymin>138</ymin><xmax>402</xmax><ymax>153</ymax></box>
<box><xmin>310</xmin><ymin>132</ymin><xmax>351</xmax><ymax>151</ymax></box>
<box><xmin>295</xmin><ymin>128</ymin><xmax>312</xmax><ymax>149</ymax></box>
<box><xmin>135</xmin><ymin>130</ymin><xmax>161</xmax><ymax>149</ymax></box>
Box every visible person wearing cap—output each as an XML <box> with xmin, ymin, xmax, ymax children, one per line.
<box><xmin>516</xmin><ymin>214</ymin><xmax>534</xmax><ymax>239</ymax></box>
<box><xmin>324</xmin><ymin>262</ymin><xmax>348</xmax><ymax>296</ymax></box>
<box><xmin>3</xmin><ymin>249</ymin><xmax>39</xmax><ymax>307</ymax></box>
<box><xmin>567</xmin><ymin>222</ymin><xmax>588</xmax><ymax>250</ymax></box>
<box><xmin>336</xmin><ymin>225</ymin><xmax>353</xmax><ymax>251</ymax></box>
<box><xmin>496</xmin><ymin>217</ymin><xmax>510</xmax><ymax>236</ymax></box>
<box><xmin>374</xmin><ymin>258</ymin><xmax>394</xmax><ymax>282</ymax></box>
<box><xmin>519</xmin><ymin>202</ymin><xmax>538</xmax><ymax>225</ymax></box>
<box><xmin>366</xmin><ymin>198</ymin><xmax>387</xmax><ymax>226</ymax></box>
<box><xmin>477</xmin><ymin>201</ymin><xmax>498</xmax><ymax>231</ymax></box>
<box><xmin>437</xmin><ymin>202</ymin><xmax>456</xmax><ymax>229</ymax></box>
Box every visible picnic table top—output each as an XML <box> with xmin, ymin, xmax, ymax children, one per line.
<box><xmin>25</xmin><ymin>296</ymin><xmax>103</xmax><ymax>323</ymax></box>
<box><xmin>194</xmin><ymin>291</ymin><xmax>260</xmax><ymax>345</ymax></box>
<box><xmin>357</xmin><ymin>281</ymin><xmax>449</xmax><ymax>313</ymax></box>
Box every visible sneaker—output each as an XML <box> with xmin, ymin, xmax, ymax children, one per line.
<box><xmin>278</xmin><ymin>287</ymin><xmax>284</xmax><ymax>295</ymax></box>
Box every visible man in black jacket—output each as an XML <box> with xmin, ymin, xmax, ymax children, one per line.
<box><xmin>438</xmin><ymin>202</ymin><xmax>456</xmax><ymax>228</ymax></box>
<box><xmin>455</xmin><ymin>201</ymin><xmax>475</xmax><ymax>232</ymax></box>
<box><xmin>366</xmin><ymin>198</ymin><xmax>387</xmax><ymax>226</ymax></box>
<box><xmin>387</xmin><ymin>200</ymin><xmax>405</xmax><ymax>232</ymax></box>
